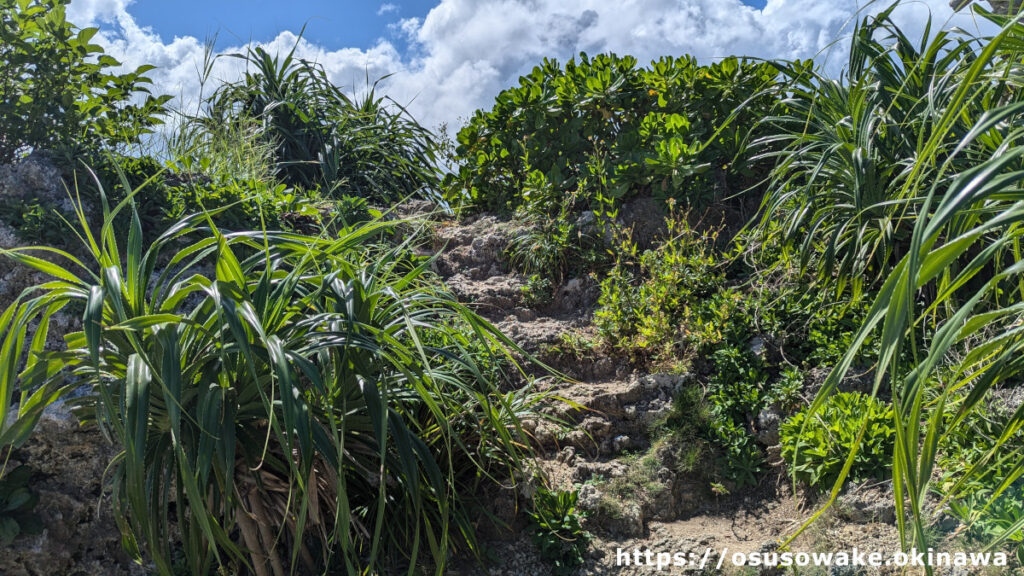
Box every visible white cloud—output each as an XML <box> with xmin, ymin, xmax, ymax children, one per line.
<box><xmin>378</xmin><ymin>3</ymin><xmax>399</xmax><ymax>16</ymax></box>
<box><xmin>67</xmin><ymin>0</ymin><xmax>132</xmax><ymax>26</ymax></box>
<box><xmin>67</xmin><ymin>0</ymin><xmax>993</xmax><ymax>131</ymax></box>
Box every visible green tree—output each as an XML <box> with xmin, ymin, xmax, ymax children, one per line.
<box><xmin>0</xmin><ymin>0</ymin><xmax>170</xmax><ymax>162</ymax></box>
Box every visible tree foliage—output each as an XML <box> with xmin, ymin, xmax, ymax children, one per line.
<box><xmin>0</xmin><ymin>0</ymin><xmax>170</xmax><ymax>162</ymax></box>
<box><xmin>446</xmin><ymin>53</ymin><xmax>780</xmax><ymax>215</ymax></box>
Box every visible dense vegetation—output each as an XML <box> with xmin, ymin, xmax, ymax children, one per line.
<box><xmin>2</xmin><ymin>191</ymin><xmax>539</xmax><ymax>574</ymax></box>
<box><xmin>445</xmin><ymin>53</ymin><xmax>778</xmax><ymax>217</ymax></box>
<box><xmin>447</xmin><ymin>1</ymin><xmax>1024</xmax><ymax>566</ymax></box>
<box><xmin>0</xmin><ymin>2</ymin><xmax>527</xmax><ymax>574</ymax></box>
<box><xmin>205</xmin><ymin>45</ymin><xmax>440</xmax><ymax>202</ymax></box>
<box><xmin>4</xmin><ymin>0</ymin><xmax>1024</xmax><ymax>573</ymax></box>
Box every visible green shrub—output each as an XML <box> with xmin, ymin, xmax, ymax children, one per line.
<box><xmin>781</xmin><ymin>392</ymin><xmax>895</xmax><ymax>488</ymax></box>
<box><xmin>446</xmin><ymin>53</ymin><xmax>779</xmax><ymax>214</ymax></box>
<box><xmin>709</xmin><ymin>415</ymin><xmax>764</xmax><ymax>488</ymax></box>
<box><xmin>654</xmin><ymin>385</ymin><xmax>714</xmax><ymax>472</ymax></box>
<box><xmin>656</xmin><ymin>383</ymin><xmax>762</xmax><ymax>488</ymax></box>
<box><xmin>591</xmin><ymin>218</ymin><xmax>881</xmax><ymax>489</ymax></box>
<box><xmin>592</xmin><ymin>238</ymin><xmax>640</xmax><ymax>343</ymax></box>
<box><xmin>527</xmin><ymin>487</ymin><xmax>591</xmax><ymax>575</ymax></box>
<box><xmin>0</xmin><ymin>197</ymin><xmax>70</xmax><ymax>247</ymax></box>
<box><xmin>0</xmin><ymin>183</ymin><xmax>542</xmax><ymax>575</ymax></box>
<box><xmin>0</xmin><ymin>0</ymin><xmax>170</xmax><ymax>162</ymax></box>
<box><xmin>594</xmin><ymin>216</ymin><xmax>724</xmax><ymax>362</ymax></box>
<box><xmin>521</xmin><ymin>274</ymin><xmax>554</xmax><ymax>308</ymax></box>
<box><xmin>507</xmin><ymin>218</ymin><xmax>577</xmax><ymax>281</ymax></box>
<box><xmin>164</xmin><ymin>178</ymin><xmax>314</xmax><ymax>231</ymax></box>
<box><xmin>707</xmin><ymin>345</ymin><xmax>769</xmax><ymax>421</ymax></box>
<box><xmin>75</xmin><ymin>154</ymin><xmax>350</xmax><ymax>240</ymax></box>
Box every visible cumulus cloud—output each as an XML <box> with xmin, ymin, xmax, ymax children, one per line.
<box><xmin>67</xmin><ymin>0</ymin><xmax>992</xmax><ymax>130</ymax></box>
<box><xmin>378</xmin><ymin>3</ymin><xmax>400</xmax><ymax>16</ymax></box>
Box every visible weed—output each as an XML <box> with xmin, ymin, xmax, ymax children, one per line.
<box><xmin>521</xmin><ymin>274</ymin><xmax>554</xmax><ymax>308</ymax></box>
<box><xmin>527</xmin><ymin>487</ymin><xmax>592</xmax><ymax>575</ymax></box>
<box><xmin>939</xmin><ymin>406</ymin><xmax>1024</xmax><ymax>561</ymax></box>
<box><xmin>780</xmin><ymin>392</ymin><xmax>895</xmax><ymax>488</ymax></box>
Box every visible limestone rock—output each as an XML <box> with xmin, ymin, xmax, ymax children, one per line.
<box><xmin>836</xmin><ymin>480</ymin><xmax>896</xmax><ymax>524</ymax></box>
<box><xmin>1</xmin><ymin>408</ymin><xmax>143</xmax><ymax>575</ymax></box>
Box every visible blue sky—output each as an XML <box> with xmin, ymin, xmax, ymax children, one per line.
<box><xmin>69</xmin><ymin>0</ymin><xmax>978</xmax><ymax>128</ymax></box>
<box><xmin>127</xmin><ymin>0</ymin><xmax>769</xmax><ymax>51</ymax></box>
<box><xmin>126</xmin><ymin>0</ymin><xmax>440</xmax><ymax>50</ymax></box>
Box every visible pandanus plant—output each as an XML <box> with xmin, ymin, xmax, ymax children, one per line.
<box><xmin>0</xmin><ymin>173</ymin><xmax>545</xmax><ymax>575</ymax></box>
<box><xmin>209</xmin><ymin>41</ymin><xmax>440</xmax><ymax>203</ymax></box>
<box><xmin>753</xmin><ymin>4</ymin><xmax>994</xmax><ymax>292</ymax></box>
<box><xmin>785</xmin><ymin>5</ymin><xmax>1024</xmax><ymax>570</ymax></box>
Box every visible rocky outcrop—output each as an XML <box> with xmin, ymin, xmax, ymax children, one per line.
<box><xmin>1</xmin><ymin>405</ymin><xmax>141</xmax><ymax>576</ymax></box>
<box><xmin>528</xmin><ymin>374</ymin><xmax>687</xmax><ymax>456</ymax></box>
<box><xmin>0</xmin><ymin>153</ymin><xmax>84</xmax><ymax>343</ymax></box>
<box><xmin>0</xmin><ymin>154</ymin><xmax>118</xmax><ymax>573</ymax></box>
<box><xmin>431</xmin><ymin>212</ymin><xmax>597</xmax><ymax>356</ymax></box>
<box><xmin>0</xmin><ymin>151</ymin><xmax>68</xmax><ymax>205</ymax></box>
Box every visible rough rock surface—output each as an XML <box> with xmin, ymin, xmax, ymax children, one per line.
<box><xmin>427</xmin><ymin>210</ymin><xmax>924</xmax><ymax>576</ymax></box>
<box><xmin>1</xmin><ymin>406</ymin><xmax>142</xmax><ymax>576</ymax></box>
<box><xmin>836</xmin><ymin>480</ymin><xmax>897</xmax><ymax>525</ymax></box>
<box><xmin>0</xmin><ymin>151</ymin><xmax>68</xmax><ymax>204</ymax></box>
<box><xmin>431</xmin><ymin>213</ymin><xmax>596</xmax><ymax>356</ymax></box>
<box><xmin>0</xmin><ymin>154</ymin><xmax>84</xmax><ymax>341</ymax></box>
<box><xmin>0</xmin><ymin>155</ymin><xmax>119</xmax><ymax>573</ymax></box>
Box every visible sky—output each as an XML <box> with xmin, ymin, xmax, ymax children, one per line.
<box><xmin>122</xmin><ymin>1</ymin><xmax>441</xmax><ymax>51</ymax></box>
<box><xmin>65</xmin><ymin>0</ymin><xmax>991</xmax><ymax>130</ymax></box>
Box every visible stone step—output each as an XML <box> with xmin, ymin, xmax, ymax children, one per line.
<box><xmin>525</xmin><ymin>374</ymin><xmax>690</xmax><ymax>456</ymax></box>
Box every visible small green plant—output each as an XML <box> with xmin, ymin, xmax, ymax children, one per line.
<box><xmin>707</xmin><ymin>345</ymin><xmax>769</xmax><ymax>420</ymax></box>
<box><xmin>332</xmin><ymin>194</ymin><xmax>373</xmax><ymax>226</ymax></box>
<box><xmin>655</xmin><ymin>385</ymin><xmax>714</xmax><ymax>472</ymax></box>
<box><xmin>0</xmin><ymin>465</ymin><xmax>43</xmax><ymax>545</ymax></box>
<box><xmin>592</xmin><ymin>235</ymin><xmax>640</xmax><ymax>343</ymax></box>
<box><xmin>527</xmin><ymin>487</ymin><xmax>591</xmax><ymax>575</ymax></box>
<box><xmin>521</xmin><ymin>274</ymin><xmax>554</xmax><ymax>308</ymax></box>
<box><xmin>595</xmin><ymin>216</ymin><xmax>724</xmax><ymax>363</ymax></box>
<box><xmin>656</xmin><ymin>384</ymin><xmax>761</xmax><ymax>487</ymax></box>
<box><xmin>781</xmin><ymin>392</ymin><xmax>895</xmax><ymax>488</ymax></box>
<box><xmin>506</xmin><ymin>214</ymin><xmax>590</xmax><ymax>281</ymax></box>
<box><xmin>0</xmin><ymin>198</ymin><xmax>71</xmax><ymax>247</ymax></box>
<box><xmin>770</xmin><ymin>367</ymin><xmax>804</xmax><ymax>412</ymax></box>
<box><xmin>939</xmin><ymin>406</ymin><xmax>1024</xmax><ymax>560</ymax></box>
<box><xmin>709</xmin><ymin>416</ymin><xmax>764</xmax><ymax>487</ymax></box>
